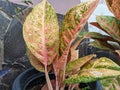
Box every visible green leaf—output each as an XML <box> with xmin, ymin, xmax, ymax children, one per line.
<box><xmin>96</xmin><ymin>16</ymin><xmax>120</xmax><ymax>42</ymax></box>
<box><xmin>90</xmin><ymin>40</ymin><xmax>115</xmax><ymax>51</ymax></box>
<box><xmin>65</xmin><ymin>57</ymin><xmax>120</xmax><ymax>84</ymax></box>
<box><xmin>80</xmin><ymin>32</ymin><xmax>120</xmax><ymax>51</ymax></box>
<box><xmin>90</xmin><ymin>39</ymin><xmax>120</xmax><ymax>51</ymax></box>
<box><xmin>100</xmin><ymin>76</ymin><xmax>120</xmax><ymax>90</ymax></box>
<box><xmin>65</xmin><ymin>68</ymin><xmax>120</xmax><ymax>84</ymax></box>
<box><xmin>82</xmin><ymin>32</ymin><xmax>118</xmax><ymax>42</ymax></box>
<box><xmin>89</xmin><ymin>57</ymin><xmax>120</xmax><ymax>70</ymax></box>
<box><xmin>66</xmin><ymin>54</ymin><xmax>96</xmax><ymax>73</ymax></box>
<box><xmin>23</xmin><ymin>0</ymin><xmax>59</xmax><ymax>65</ymax></box>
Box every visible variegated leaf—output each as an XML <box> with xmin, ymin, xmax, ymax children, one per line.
<box><xmin>64</xmin><ymin>68</ymin><xmax>120</xmax><ymax>84</ymax></box>
<box><xmin>90</xmin><ymin>40</ymin><xmax>115</xmax><ymax>51</ymax></box>
<box><xmin>100</xmin><ymin>77</ymin><xmax>120</xmax><ymax>90</ymax></box>
<box><xmin>90</xmin><ymin>22</ymin><xmax>109</xmax><ymax>34</ymax></box>
<box><xmin>54</xmin><ymin>0</ymin><xmax>100</xmax><ymax>85</ymax></box>
<box><xmin>65</xmin><ymin>57</ymin><xmax>120</xmax><ymax>84</ymax></box>
<box><xmin>96</xmin><ymin>16</ymin><xmax>120</xmax><ymax>42</ymax></box>
<box><xmin>23</xmin><ymin>0</ymin><xmax>59</xmax><ymax>65</ymax></box>
<box><xmin>105</xmin><ymin>0</ymin><xmax>120</xmax><ymax>20</ymax></box>
<box><xmin>59</xmin><ymin>0</ymin><xmax>100</xmax><ymax>55</ymax></box>
<box><xmin>27</xmin><ymin>48</ymin><xmax>45</xmax><ymax>72</ymax></box>
<box><xmin>66</xmin><ymin>54</ymin><xmax>96</xmax><ymax>74</ymax></box>
<box><xmin>69</xmin><ymin>37</ymin><xmax>85</xmax><ymax>62</ymax></box>
<box><xmin>90</xmin><ymin>22</ymin><xmax>113</xmax><ymax>35</ymax></box>
<box><xmin>82</xmin><ymin>57</ymin><xmax>120</xmax><ymax>70</ymax></box>
<box><xmin>81</xmin><ymin>32</ymin><xmax>118</xmax><ymax>42</ymax></box>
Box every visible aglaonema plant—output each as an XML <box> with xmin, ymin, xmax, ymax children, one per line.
<box><xmin>23</xmin><ymin>0</ymin><xmax>120</xmax><ymax>90</ymax></box>
<box><xmin>80</xmin><ymin>0</ymin><xmax>120</xmax><ymax>89</ymax></box>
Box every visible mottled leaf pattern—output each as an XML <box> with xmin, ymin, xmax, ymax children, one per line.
<box><xmin>65</xmin><ymin>69</ymin><xmax>120</xmax><ymax>84</ymax></box>
<box><xmin>27</xmin><ymin>48</ymin><xmax>45</xmax><ymax>72</ymax></box>
<box><xmin>83</xmin><ymin>57</ymin><xmax>120</xmax><ymax>70</ymax></box>
<box><xmin>82</xmin><ymin>32</ymin><xmax>117</xmax><ymax>42</ymax></box>
<box><xmin>89</xmin><ymin>40</ymin><xmax>115</xmax><ymax>51</ymax></box>
<box><xmin>53</xmin><ymin>0</ymin><xmax>100</xmax><ymax>85</ymax></box>
<box><xmin>65</xmin><ymin>57</ymin><xmax>120</xmax><ymax>84</ymax></box>
<box><xmin>60</xmin><ymin>0</ymin><xmax>100</xmax><ymax>55</ymax></box>
<box><xmin>105</xmin><ymin>0</ymin><xmax>120</xmax><ymax>20</ymax></box>
<box><xmin>23</xmin><ymin>0</ymin><xmax>59</xmax><ymax>66</ymax></box>
<box><xmin>96</xmin><ymin>16</ymin><xmax>120</xmax><ymax>42</ymax></box>
<box><xmin>100</xmin><ymin>77</ymin><xmax>120</xmax><ymax>90</ymax></box>
<box><xmin>21</xmin><ymin>0</ymin><xmax>120</xmax><ymax>88</ymax></box>
<box><xmin>66</xmin><ymin>54</ymin><xmax>96</xmax><ymax>73</ymax></box>
<box><xmin>69</xmin><ymin>37</ymin><xmax>85</xmax><ymax>62</ymax></box>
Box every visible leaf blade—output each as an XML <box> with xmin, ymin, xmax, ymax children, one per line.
<box><xmin>65</xmin><ymin>69</ymin><xmax>120</xmax><ymax>84</ymax></box>
<box><xmin>23</xmin><ymin>0</ymin><xmax>59</xmax><ymax>65</ymax></box>
<box><xmin>105</xmin><ymin>0</ymin><xmax>120</xmax><ymax>20</ymax></box>
<box><xmin>65</xmin><ymin>57</ymin><xmax>120</xmax><ymax>84</ymax></box>
<box><xmin>66</xmin><ymin>54</ymin><xmax>96</xmax><ymax>74</ymax></box>
<box><xmin>96</xmin><ymin>16</ymin><xmax>120</xmax><ymax>42</ymax></box>
<box><xmin>59</xmin><ymin>0</ymin><xmax>100</xmax><ymax>55</ymax></box>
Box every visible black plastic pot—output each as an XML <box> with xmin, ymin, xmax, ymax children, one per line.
<box><xmin>12</xmin><ymin>67</ymin><xmax>55</xmax><ymax>90</ymax></box>
<box><xmin>12</xmin><ymin>67</ymin><xmax>102</xmax><ymax>90</ymax></box>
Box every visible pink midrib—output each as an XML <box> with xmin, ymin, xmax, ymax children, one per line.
<box><xmin>42</xmin><ymin>1</ymin><xmax>48</xmax><ymax>66</ymax></box>
<box><xmin>59</xmin><ymin>0</ymin><xmax>100</xmax><ymax>66</ymax></box>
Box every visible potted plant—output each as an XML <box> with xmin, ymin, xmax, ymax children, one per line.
<box><xmin>80</xmin><ymin>0</ymin><xmax>120</xmax><ymax>89</ymax></box>
<box><xmin>13</xmin><ymin>0</ymin><xmax>120</xmax><ymax>90</ymax></box>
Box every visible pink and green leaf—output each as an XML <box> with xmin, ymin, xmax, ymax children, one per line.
<box><xmin>66</xmin><ymin>54</ymin><xmax>96</xmax><ymax>74</ymax></box>
<box><xmin>81</xmin><ymin>32</ymin><xmax>118</xmax><ymax>42</ymax></box>
<box><xmin>65</xmin><ymin>57</ymin><xmax>120</xmax><ymax>84</ymax></box>
<box><xmin>23</xmin><ymin>0</ymin><xmax>59</xmax><ymax>66</ymax></box>
<box><xmin>65</xmin><ymin>68</ymin><xmax>120</xmax><ymax>84</ymax></box>
<box><xmin>100</xmin><ymin>77</ymin><xmax>120</xmax><ymax>90</ymax></box>
<box><xmin>53</xmin><ymin>0</ymin><xmax>100</xmax><ymax>86</ymax></box>
<box><xmin>90</xmin><ymin>22</ymin><xmax>109</xmax><ymax>34</ymax></box>
<box><xmin>89</xmin><ymin>40</ymin><xmax>115</xmax><ymax>51</ymax></box>
<box><xmin>96</xmin><ymin>16</ymin><xmax>120</xmax><ymax>42</ymax></box>
<box><xmin>26</xmin><ymin>48</ymin><xmax>45</xmax><ymax>72</ymax></box>
<box><xmin>69</xmin><ymin>37</ymin><xmax>85</xmax><ymax>62</ymax></box>
<box><xmin>59</xmin><ymin>0</ymin><xmax>100</xmax><ymax>55</ymax></box>
<box><xmin>82</xmin><ymin>57</ymin><xmax>120</xmax><ymax>71</ymax></box>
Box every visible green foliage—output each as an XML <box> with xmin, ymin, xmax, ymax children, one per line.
<box><xmin>23</xmin><ymin>0</ymin><xmax>120</xmax><ymax>89</ymax></box>
<box><xmin>78</xmin><ymin>0</ymin><xmax>120</xmax><ymax>89</ymax></box>
<box><xmin>65</xmin><ymin>57</ymin><xmax>120</xmax><ymax>84</ymax></box>
<box><xmin>66</xmin><ymin>54</ymin><xmax>96</xmax><ymax>74</ymax></box>
<box><xmin>100</xmin><ymin>77</ymin><xmax>120</xmax><ymax>90</ymax></box>
<box><xmin>96</xmin><ymin>16</ymin><xmax>120</xmax><ymax>42</ymax></box>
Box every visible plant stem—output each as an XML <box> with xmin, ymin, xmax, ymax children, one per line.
<box><xmin>45</xmin><ymin>65</ymin><xmax>53</xmax><ymax>90</ymax></box>
<box><xmin>55</xmin><ymin>76</ymin><xmax>59</xmax><ymax>90</ymax></box>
